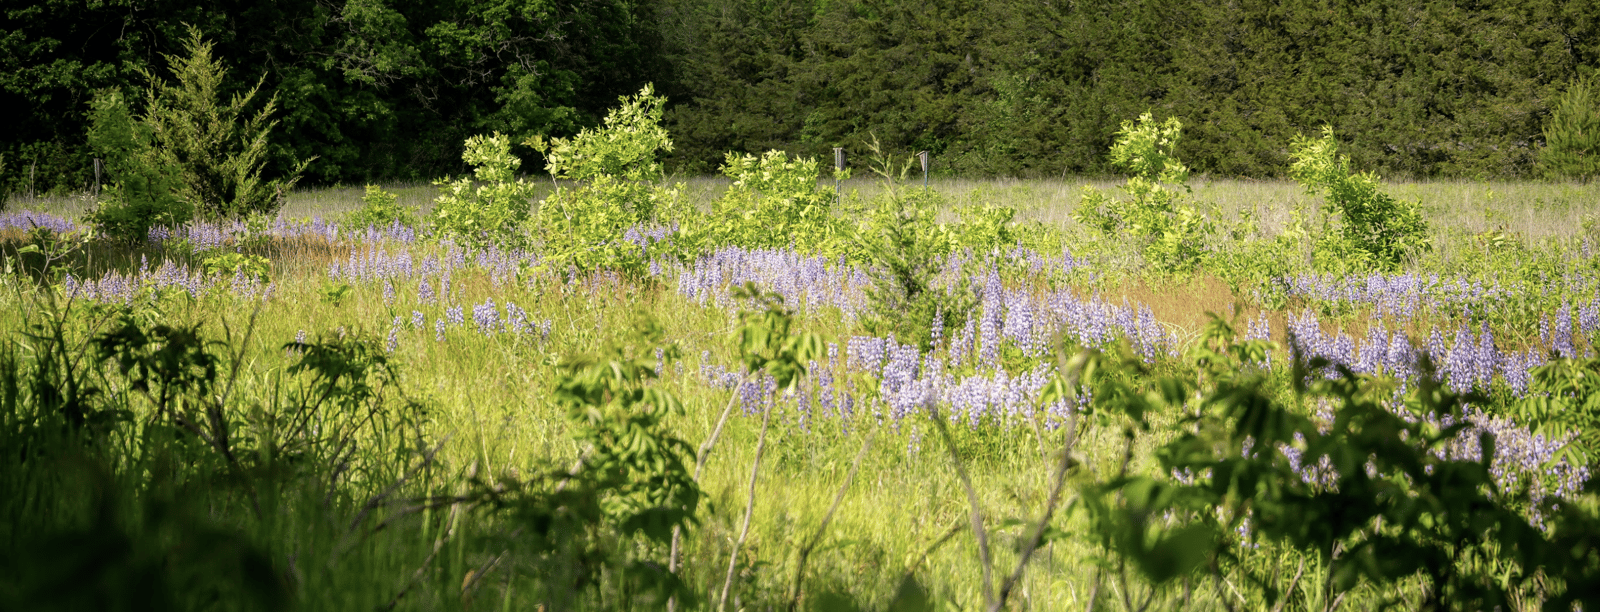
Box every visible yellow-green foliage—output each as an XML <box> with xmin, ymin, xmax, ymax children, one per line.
<box><xmin>431</xmin><ymin>132</ymin><xmax>539</xmax><ymax>249</ymax></box>
<box><xmin>533</xmin><ymin>85</ymin><xmax>679</xmax><ymax>274</ymax></box>
<box><xmin>1289</xmin><ymin>126</ymin><xmax>1430</xmax><ymax>272</ymax></box>
<box><xmin>343</xmin><ymin>184</ymin><xmax>417</xmax><ymax>229</ymax></box>
<box><xmin>702</xmin><ymin>150</ymin><xmax>838</xmax><ymax>252</ymax></box>
<box><xmin>1075</xmin><ymin>113</ymin><xmax>1214</xmax><ymax>274</ymax></box>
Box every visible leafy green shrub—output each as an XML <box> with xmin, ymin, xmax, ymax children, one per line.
<box><xmin>84</xmin><ymin>91</ymin><xmax>191</xmax><ymax>243</ymax></box>
<box><xmin>1072</xmin><ymin>318</ymin><xmax>1600</xmax><ymax>609</ymax></box>
<box><xmin>431</xmin><ymin>132</ymin><xmax>540</xmax><ymax>250</ymax></box>
<box><xmin>139</xmin><ymin>26</ymin><xmax>309</xmax><ymax>220</ymax></box>
<box><xmin>471</xmin><ymin>315</ymin><xmax>700</xmax><ymax>607</ymax></box>
<box><xmin>1517</xmin><ymin>356</ymin><xmax>1600</xmax><ymax>469</ymax></box>
<box><xmin>1205</xmin><ymin>207</ymin><xmax>1311</xmax><ymax>301</ymax></box>
<box><xmin>1541</xmin><ymin>76</ymin><xmax>1600</xmax><ymax>181</ymax></box>
<box><xmin>342</xmin><ymin>184</ymin><xmax>416</xmax><ymax>230</ymax></box>
<box><xmin>199</xmin><ymin>251</ymin><xmax>271</xmax><ymax>283</ymax></box>
<box><xmin>1074</xmin><ymin>113</ymin><xmax>1214</xmax><ymax>274</ymax></box>
<box><xmin>1289</xmin><ymin>126</ymin><xmax>1430</xmax><ymax>271</ymax></box>
<box><xmin>533</xmin><ymin>85</ymin><xmax>678</xmax><ymax>274</ymax></box>
<box><xmin>701</xmin><ymin>150</ymin><xmax>838</xmax><ymax>252</ymax></box>
<box><xmin>850</xmin><ymin>144</ymin><xmax>971</xmax><ymax>349</ymax></box>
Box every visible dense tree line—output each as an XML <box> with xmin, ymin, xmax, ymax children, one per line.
<box><xmin>5</xmin><ymin>0</ymin><xmax>1598</xmax><ymax>193</ymax></box>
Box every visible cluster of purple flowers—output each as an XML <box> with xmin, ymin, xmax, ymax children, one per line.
<box><xmin>675</xmin><ymin>247</ymin><xmax>873</xmax><ymax>315</ymax></box>
<box><xmin>1284</xmin><ymin>310</ymin><xmax>1557</xmax><ymax>395</ymax></box>
<box><xmin>1273</xmin><ymin>272</ymin><xmax>1600</xmax><ymax>336</ymax></box>
<box><xmin>150</xmin><ymin>216</ymin><xmax>418</xmax><ymax>249</ymax></box>
<box><xmin>59</xmin><ymin>255</ymin><xmax>262</xmax><ymax>303</ymax></box>
<box><xmin>328</xmin><ymin>246</ymin><xmax>423</xmax><ymax>283</ymax></box>
<box><xmin>423</xmin><ymin>298</ymin><xmax>549</xmax><ymax>343</ymax></box>
<box><xmin>0</xmin><ymin>211</ymin><xmax>76</xmax><ymax>234</ymax></box>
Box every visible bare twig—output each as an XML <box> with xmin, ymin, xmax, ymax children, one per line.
<box><xmin>1086</xmin><ymin>568</ymin><xmax>1101</xmax><ymax>612</ymax></box>
<box><xmin>1210</xmin><ymin>568</ymin><xmax>1240</xmax><ymax>612</ymax></box>
<box><xmin>787</xmin><ymin>420</ymin><xmax>879</xmax><ymax>611</ymax></box>
<box><xmin>668</xmin><ymin>375</ymin><xmax>749</xmax><ymax>612</ymax></box>
<box><xmin>926</xmin><ymin>403</ymin><xmax>995</xmax><ymax>609</ymax></box>
<box><xmin>1272</xmin><ymin>556</ymin><xmax>1308</xmax><ymax>612</ymax></box>
<box><xmin>672</xmin><ymin>375</ymin><xmax>749</xmax><ymax>568</ymax></box>
<box><xmin>346</xmin><ymin>436</ymin><xmax>450</xmax><ymax>536</ymax></box>
<box><xmin>383</xmin><ymin>502</ymin><xmax>461</xmax><ymax>611</ymax></box>
<box><xmin>460</xmin><ymin>549</ymin><xmax>509</xmax><ymax>607</ymax></box>
<box><xmin>904</xmin><ymin>519</ymin><xmax>965</xmax><ymax>578</ymax></box>
<box><xmin>717</xmin><ymin>396</ymin><xmax>775</xmax><ymax>612</ymax></box>
<box><xmin>992</xmin><ymin>408</ymin><xmax>1080</xmax><ymax>612</ymax></box>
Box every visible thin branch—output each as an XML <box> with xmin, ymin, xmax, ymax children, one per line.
<box><xmin>992</xmin><ymin>408</ymin><xmax>1080</xmax><ymax>612</ymax></box>
<box><xmin>668</xmin><ymin>374</ymin><xmax>751</xmax><ymax>612</ymax></box>
<box><xmin>718</xmin><ymin>395</ymin><xmax>775</xmax><ymax>612</ymax></box>
<box><xmin>905</xmin><ymin>518</ymin><xmax>965</xmax><ymax>579</ymax></box>
<box><xmin>1272</xmin><ymin>556</ymin><xmax>1308</xmax><ymax>612</ymax></box>
<box><xmin>383</xmin><ymin>502</ymin><xmax>461</xmax><ymax>611</ymax></box>
<box><xmin>336</xmin><ymin>436</ymin><xmax>451</xmax><ymax>558</ymax></box>
<box><xmin>1086</xmin><ymin>568</ymin><xmax>1101</xmax><ymax>612</ymax></box>
<box><xmin>926</xmin><ymin>403</ymin><xmax>995</xmax><ymax>609</ymax></box>
<box><xmin>787</xmin><ymin>420</ymin><xmax>879</xmax><ymax>611</ymax></box>
<box><xmin>460</xmin><ymin>549</ymin><xmax>509</xmax><ymax>606</ymax></box>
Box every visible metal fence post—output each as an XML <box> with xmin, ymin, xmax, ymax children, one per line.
<box><xmin>918</xmin><ymin>150</ymin><xmax>929</xmax><ymax>189</ymax></box>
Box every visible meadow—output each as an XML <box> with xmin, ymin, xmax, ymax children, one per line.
<box><xmin>4</xmin><ymin>105</ymin><xmax>1600</xmax><ymax>612</ymax></box>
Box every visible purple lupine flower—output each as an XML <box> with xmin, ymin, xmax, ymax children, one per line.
<box><xmin>472</xmin><ymin>299</ymin><xmax>500</xmax><ymax>333</ymax></box>
<box><xmin>413</xmin><ymin>310</ymin><xmax>425</xmax><ymax>329</ymax></box>
<box><xmin>386</xmin><ymin>317</ymin><xmax>402</xmax><ymax>353</ymax></box>
<box><xmin>418</xmin><ymin>277</ymin><xmax>435</xmax><ymax>304</ymax></box>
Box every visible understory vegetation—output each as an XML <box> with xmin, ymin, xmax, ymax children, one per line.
<box><xmin>6</xmin><ymin>67</ymin><xmax>1600</xmax><ymax>611</ymax></box>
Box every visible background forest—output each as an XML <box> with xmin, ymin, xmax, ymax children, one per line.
<box><xmin>5</xmin><ymin>0</ymin><xmax>1599</xmax><ymax>194</ymax></box>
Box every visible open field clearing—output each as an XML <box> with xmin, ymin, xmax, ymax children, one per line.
<box><xmin>6</xmin><ymin>83</ymin><xmax>1600</xmax><ymax>611</ymax></box>
<box><xmin>5</xmin><ymin>166</ymin><xmax>1600</xmax><ymax>610</ymax></box>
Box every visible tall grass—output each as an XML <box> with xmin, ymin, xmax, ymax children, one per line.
<box><xmin>3</xmin><ymin>177</ymin><xmax>1599</xmax><ymax>610</ymax></box>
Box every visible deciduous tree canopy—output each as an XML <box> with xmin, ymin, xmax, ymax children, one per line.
<box><xmin>5</xmin><ymin>0</ymin><xmax>1598</xmax><ymax>192</ymax></box>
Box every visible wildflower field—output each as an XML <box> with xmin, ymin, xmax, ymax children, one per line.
<box><xmin>5</xmin><ymin>92</ymin><xmax>1600</xmax><ymax>611</ymax></box>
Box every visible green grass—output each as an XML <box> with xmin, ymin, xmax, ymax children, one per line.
<box><xmin>3</xmin><ymin>176</ymin><xmax>1598</xmax><ymax>610</ymax></box>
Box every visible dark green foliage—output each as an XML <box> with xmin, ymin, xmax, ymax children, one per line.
<box><xmin>470</xmin><ymin>314</ymin><xmax>702</xmax><ymax>607</ymax></box>
<box><xmin>1541</xmin><ymin>76</ymin><xmax>1600</xmax><ymax>181</ymax></box>
<box><xmin>4</xmin><ymin>0</ymin><xmax>666</xmax><ymax>191</ymax></box>
<box><xmin>1072</xmin><ymin>316</ymin><xmax>1600</xmax><ymax>610</ymax></box>
<box><xmin>84</xmin><ymin>91</ymin><xmax>190</xmax><ymax>243</ymax></box>
<box><xmin>1517</xmin><ymin>356</ymin><xmax>1600</xmax><ymax>469</ymax></box>
<box><xmin>140</xmin><ymin>27</ymin><xmax>307</xmax><ymax>220</ymax></box>
<box><xmin>11</xmin><ymin>0</ymin><xmax>1600</xmax><ymax>185</ymax></box>
<box><xmin>662</xmin><ymin>0</ymin><xmax>1597</xmax><ymax>179</ymax></box>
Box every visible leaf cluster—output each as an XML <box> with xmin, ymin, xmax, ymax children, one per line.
<box><xmin>342</xmin><ymin>184</ymin><xmax>418</xmax><ymax>230</ymax></box>
<box><xmin>473</xmin><ymin>314</ymin><xmax>701</xmax><ymax>605</ymax></box>
<box><xmin>1075</xmin><ymin>315</ymin><xmax>1600</xmax><ymax>610</ymax></box>
<box><xmin>695</xmin><ymin>150</ymin><xmax>840</xmax><ymax>253</ymax></box>
<box><xmin>1074</xmin><ymin>113</ymin><xmax>1214</xmax><ymax>275</ymax></box>
<box><xmin>533</xmin><ymin>86</ymin><xmax>680</xmax><ymax>275</ymax></box>
<box><xmin>431</xmin><ymin>132</ymin><xmax>539</xmax><ymax>250</ymax></box>
<box><xmin>1289</xmin><ymin>127</ymin><xmax>1430</xmax><ymax>272</ymax></box>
